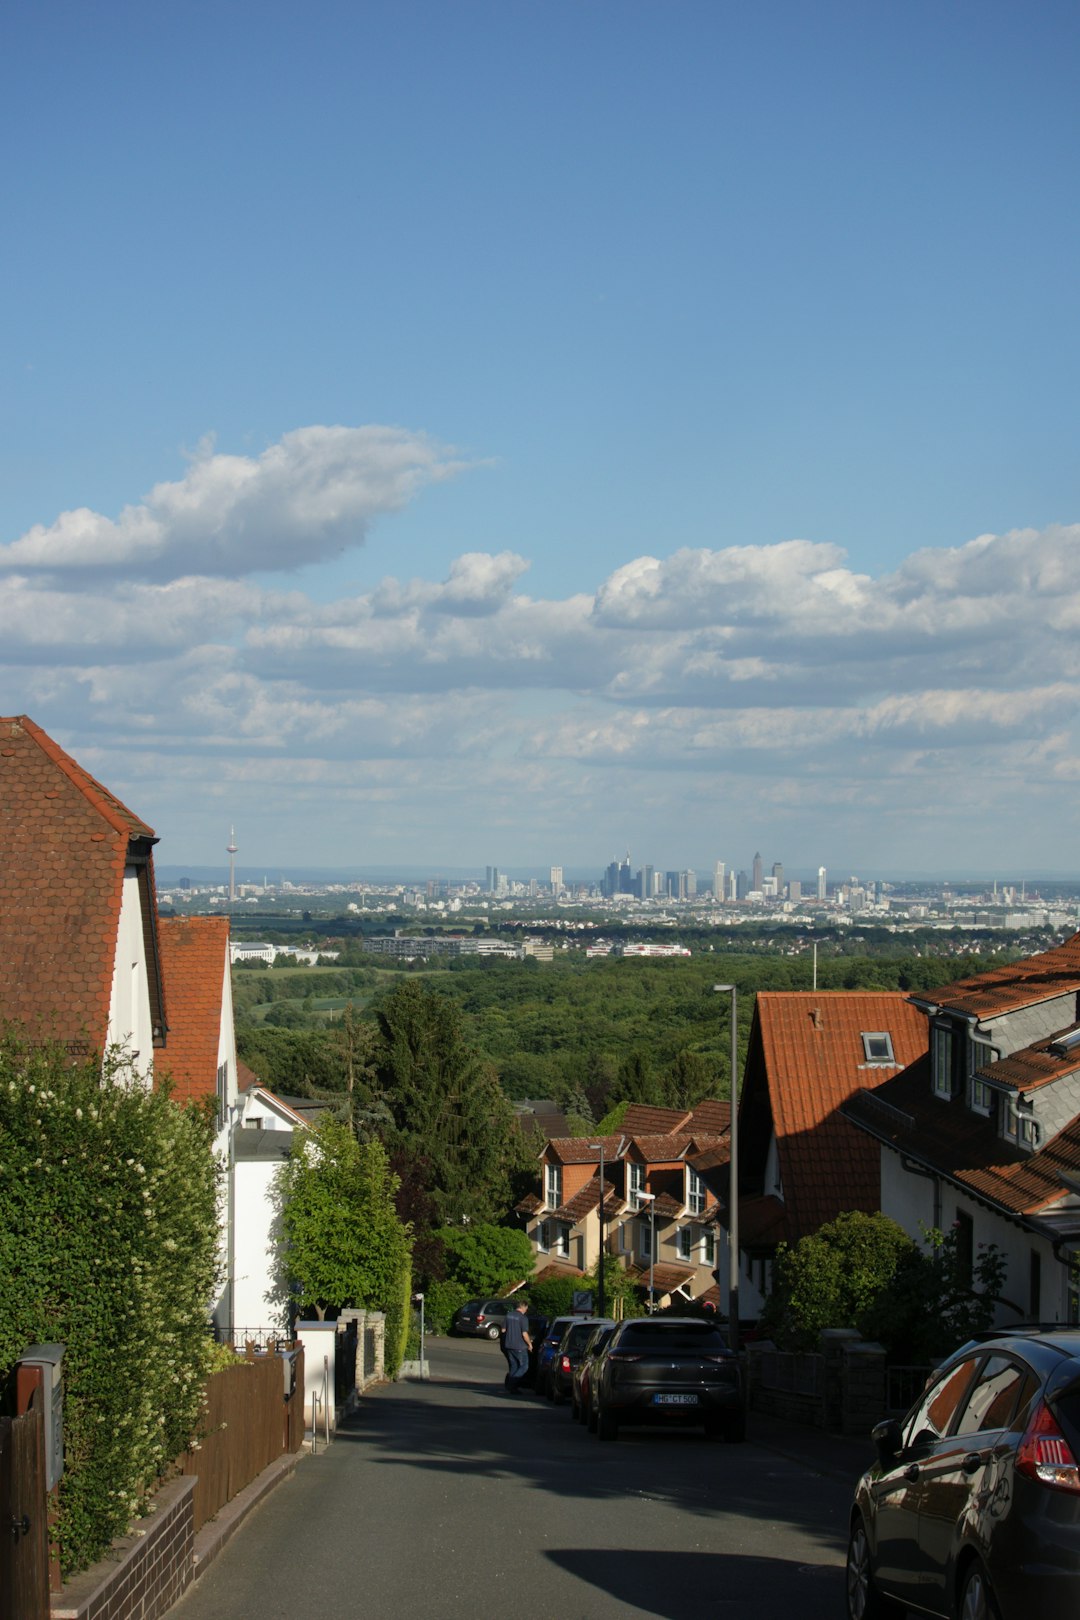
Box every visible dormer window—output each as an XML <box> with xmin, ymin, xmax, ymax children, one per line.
<box><xmin>687</xmin><ymin>1167</ymin><xmax>706</xmax><ymax>1215</ymax></box>
<box><xmin>545</xmin><ymin>1163</ymin><xmax>562</xmax><ymax>1209</ymax></box>
<box><xmin>932</xmin><ymin>1025</ymin><xmax>958</xmax><ymax>1099</ymax></box>
<box><xmin>969</xmin><ymin>1077</ymin><xmax>995</xmax><ymax>1118</ymax></box>
<box><xmin>1002</xmin><ymin>1103</ymin><xmax>1040</xmax><ymax>1151</ymax></box>
<box><xmin>970</xmin><ymin>1037</ymin><xmax>997</xmax><ymax>1074</ymax></box>
<box><xmin>861</xmin><ymin>1032</ymin><xmax>895</xmax><ymax>1065</ymax></box>
<box><xmin>628</xmin><ymin>1162</ymin><xmax>646</xmax><ymax>1209</ymax></box>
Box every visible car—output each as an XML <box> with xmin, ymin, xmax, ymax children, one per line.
<box><xmin>572</xmin><ymin>1323</ymin><xmax>617</xmax><ymax>1423</ymax></box>
<box><xmin>549</xmin><ymin>1317</ymin><xmax>616</xmax><ymax>1405</ymax></box>
<box><xmin>846</xmin><ymin>1324</ymin><xmax>1080</xmax><ymax>1620</ymax></box>
<box><xmin>535</xmin><ymin>1316</ymin><xmax>579</xmax><ymax>1397</ymax></box>
<box><xmin>591</xmin><ymin>1316</ymin><xmax>745</xmax><ymax>1442</ymax></box>
<box><xmin>452</xmin><ymin>1298</ymin><xmax>516</xmax><ymax>1339</ymax></box>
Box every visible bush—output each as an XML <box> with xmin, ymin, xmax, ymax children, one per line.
<box><xmin>440</xmin><ymin>1223</ymin><xmax>534</xmax><ymax>1298</ymax></box>
<box><xmin>0</xmin><ymin>1038</ymin><xmax>220</xmax><ymax>1574</ymax></box>
<box><xmin>761</xmin><ymin>1211</ymin><xmax>916</xmax><ymax>1351</ymax></box>
<box><xmin>527</xmin><ymin>1274</ymin><xmax>579</xmax><ymax>1318</ymax></box>
<box><xmin>423</xmin><ymin>1278</ymin><xmax>471</xmax><ymax>1336</ymax></box>
<box><xmin>385</xmin><ymin>1259</ymin><xmax>412</xmax><ymax>1379</ymax></box>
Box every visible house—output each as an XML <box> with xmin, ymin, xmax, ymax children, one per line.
<box><xmin>518</xmin><ymin>1101</ymin><xmax>732</xmax><ymax>1308</ymax></box>
<box><xmin>0</xmin><ymin>714</ymin><xmax>166</xmax><ymax>1078</ymax></box>
<box><xmin>843</xmin><ymin>933</ymin><xmax>1080</xmax><ymax>1326</ymax></box>
<box><xmin>156</xmin><ymin>915</ymin><xmax>241</xmax><ymax>1332</ymax></box>
<box><xmin>734</xmin><ymin>991</ymin><xmax>928</xmax><ymax>1315</ymax></box>
<box><xmin>230</xmin><ymin>1061</ymin><xmax>315</xmax><ymax>1340</ymax></box>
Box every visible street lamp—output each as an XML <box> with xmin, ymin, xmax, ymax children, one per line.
<box><xmin>589</xmin><ymin>1140</ymin><xmax>606</xmax><ymax>1318</ymax></box>
<box><xmin>713</xmin><ymin>984</ymin><xmax>740</xmax><ymax>1354</ymax></box>
<box><xmin>637</xmin><ymin>1191</ymin><xmax>656</xmax><ymax>1313</ymax></box>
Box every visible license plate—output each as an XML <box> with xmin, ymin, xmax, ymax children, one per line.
<box><xmin>653</xmin><ymin>1393</ymin><xmax>698</xmax><ymax>1406</ymax></box>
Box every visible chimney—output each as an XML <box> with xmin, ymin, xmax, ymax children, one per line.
<box><xmin>811</xmin><ymin>1007</ymin><xmax>824</xmax><ymax>1031</ymax></box>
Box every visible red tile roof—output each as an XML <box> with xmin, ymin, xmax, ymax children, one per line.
<box><xmin>156</xmin><ymin>916</ymin><xmax>230</xmax><ymax>1107</ymax></box>
<box><xmin>551</xmin><ymin>1174</ymin><xmax>623</xmax><ymax>1225</ymax></box>
<box><xmin>237</xmin><ymin>1058</ymin><xmax>261</xmax><ymax>1093</ymax></box>
<box><xmin>975</xmin><ymin>1024</ymin><xmax>1080</xmax><ymax>1094</ymax></box>
<box><xmin>627</xmin><ymin>1262</ymin><xmax>696</xmax><ymax>1296</ymax></box>
<box><xmin>911</xmin><ymin>933</ymin><xmax>1080</xmax><ymax>1021</ymax></box>
<box><xmin>748</xmin><ymin>991</ymin><xmax>928</xmax><ymax>1242</ymax></box>
<box><xmin>0</xmin><ymin>715</ymin><xmax>161</xmax><ymax>1054</ymax></box>
<box><xmin>624</xmin><ymin>1133</ymin><xmax>696</xmax><ymax>1162</ymax></box>
<box><xmin>532</xmin><ymin>1262</ymin><xmax>584</xmax><ymax>1283</ymax></box>
<box><xmin>543</xmin><ymin>1134</ymin><xmax>624</xmax><ymax>1164</ymax></box>
<box><xmin>686</xmin><ymin>1101</ymin><xmax>731</xmax><ymax>1135</ymax></box>
<box><xmin>621</xmin><ymin>1104</ymin><xmax>694</xmax><ymax>1134</ymax></box>
<box><xmin>843</xmin><ymin>1055</ymin><xmax>1080</xmax><ymax>1218</ymax></box>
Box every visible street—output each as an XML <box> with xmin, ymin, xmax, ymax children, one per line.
<box><xmin>172</xmin><ymin>1336</ymin><xmax>860</xmax><ymax>1619</ymax></box>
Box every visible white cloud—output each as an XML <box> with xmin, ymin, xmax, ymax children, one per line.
<box><xmin>0</xmin><ymin>425</ymin><xmax>465</xmax><ymax>582</ymax></box>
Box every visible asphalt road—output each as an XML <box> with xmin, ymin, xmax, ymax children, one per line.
<box><xmin>172</xmin><ymin>1336</ymin><xmax>859</xmax><ymax>1619</ymax></box>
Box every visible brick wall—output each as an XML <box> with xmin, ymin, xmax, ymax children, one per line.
<box><xmin>51</xmin><ymin>1477</ymin><xmax>195</xmax><ymax>1620</ymax></box>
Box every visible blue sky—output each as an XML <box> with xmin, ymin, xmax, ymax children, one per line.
<box><xmin>3</xmin><ymin>1</ymin><xmax>1080</xmax><ymax>878</ymax></box>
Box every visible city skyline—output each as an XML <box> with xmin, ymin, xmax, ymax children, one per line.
<box><xmin>4</xmin><ymin>4</ymin><xmax>1080</xmax><ymax>874</ymax></box>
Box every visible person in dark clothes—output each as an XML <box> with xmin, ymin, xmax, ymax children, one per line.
<box><xmin>500</xmin><ymin>1298</ymin><xmax>532</xmax><ymax>1393</ymax></box>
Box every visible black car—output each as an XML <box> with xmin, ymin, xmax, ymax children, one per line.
<box><xmin>847</xmin><ymin>1325</ymin><xmax>1080</xmax><ymax>1620</ymax></box>
<box><xmin>452</xmin><ymin>1298</ymin><xmax>515</xmax><ymax>1339</ymax></box>
<box><xmin>535</xmin><ymin>1316</ymin><xmax>579</xmax><ymax>1397</ymax></box>
<box><xmin>549</xmin><ymin>1317</ymin><xmax>616</xmax><ymax>1405</ymax></box>
<box><xmin>591</xmin><ymin>1316</ymin><xmax>745</xmax><ymax>1442</ymax></box>
<box><xmin>573</xmin><ymin>1323</ymin><xmax>617</xmax><ymax>1424</ymax></box>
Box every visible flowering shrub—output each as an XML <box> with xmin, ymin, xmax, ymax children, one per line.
<box><xmin>0</xmin><ymin>1036</ymin><xmax>220</xmax><ymax>1575</ymax></box>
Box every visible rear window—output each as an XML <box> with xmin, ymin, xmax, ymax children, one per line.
<box><xmin>618</xmin><ymin>1322</ymin><xmax>728</xmax><ymax>1353</ymax></box>
<box><xmin>566</xmin><ymin>1324</ymin><xmax>597</xmax><ymax>1352</ymax></box>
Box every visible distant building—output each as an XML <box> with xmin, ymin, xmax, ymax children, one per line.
<box><xmin>752</xmin><ymin>852</ymin><xmax>763</xmax><ymax>892</ymax></box>
<box><xmin>817</xmin><ymin>865</ymin><xmax>827</xmax><ymax>901</ymax></box>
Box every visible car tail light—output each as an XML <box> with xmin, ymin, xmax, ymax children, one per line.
<box><xmin>1016</xmin><ymin>1400</ymin><xmax>1080</xmax><ymax>1493</ymax></box>
<box><xmin>560</xmin><ymin>1354</ymin><xmax>571</xmax><ymax>1373</ymax></box>
<box><xmin>477</xmin><ymin>1313</ymin><xmax>486</xmax><ymax>1324</ymax></box>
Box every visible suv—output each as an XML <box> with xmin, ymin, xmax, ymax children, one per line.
<box><xmin>847</xmin><ymin>1325</ymin><xmax>1080</xmax><ymax>1620</ymax></box>
<box><xmin>591</xmin><ymin>1316</ymin><xmax>744</xmax><ymax>1442</ymax></box>
<box><xmin>452</xmin><ymin>1298</ymin><xmax>515</xmax><ymax>1340</ymax></box>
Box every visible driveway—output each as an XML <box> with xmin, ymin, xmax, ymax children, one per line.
<box><xmin>172</xmin><ymin>1335</ymin><xmax>863</xmax><ymax>1619</ymax></box>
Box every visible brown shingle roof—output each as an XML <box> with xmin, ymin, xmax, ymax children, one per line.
<box><xmin>843</xmin><ymin>1055</ymin><xmax>1080</xmax><ymax>1218</ymax></box>
<box><xmin>624</xmin><ymin>1133</ymin><xmax>697</xmax><ymax>1162</ymax></box>
<box><xmin>0</xmin><ymin>715</ymin><xmax>160</xmax><ymax>1054</ymax></box>
<box><xmin>544</xmin><ymin>1134</ymin><xmax>624</xmax><ymax>1164</ymax></box>
<box><xmin>621</xmin><ymin>1104</ymin><xmax>693</xmax><ymax>1134</ymax></box>
<box><xmin>156</xmin><ymin>916</ymin><xmax>230</xmax><ymax>1107</ymax></box>
<box><xmin>751</xmin><ymin>991</ymin><xmax>927</xmax><ymax>1241</ymax></box>
<box><xmin>911</xmin><ymin>933</ymin><xmax>1080</xmax><ymax>1021</ymax></box>
<box><xmin>627</xmin><ymin>1262</ymin><xmax>696</xmax><ymax>1296</ymax></box>
<box><xmin>686</xmin><ymin>1100</ymin><xmax>731</xmax><ymax>1135</ymax></box>
<box><xmin>976</xmin><ymin>1024</ymin><xmax>1080</xmax><ymax>1094</ymax></box>
<box><xmin>551</xmin><ymin>1174</ymin><xmax>623</xmax><ymax>1225</ymax></box>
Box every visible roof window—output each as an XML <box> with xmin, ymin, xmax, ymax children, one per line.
<box><xmin>861</xmin><ymin>1032</ymin><xmax>895</xmax><ymax>1065</ymax></box>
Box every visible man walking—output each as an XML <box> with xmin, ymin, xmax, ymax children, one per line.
<box><xmin>501</xmin><ymin>1298</ymin><xmax>532</xmax><ymax>1394</ymax></box>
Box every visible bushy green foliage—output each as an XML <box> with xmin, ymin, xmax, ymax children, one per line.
<box><xmin>440</xmin><ymin>1223</ymin><xmax>534</xmax><ymax>1298</ymax></box>
<box><xmin>277</xmin><ymin>1120</ymin><xmax>411</xmax><ymax>1324</ymax></box>
<box><xmin>861</xmin><ymin>1224</ymin><xmax>1007</xmax><ymax>1362</ymax></box>
<box><xmin>0</xmin><ymin>1038</ymin><xmax>220</xmax><ymax>1574</ymax></box>
<box><xmin>385</xmin><ymin>1256</ymin><xmax>413</xmax><ymax>1379</ymax></box>
<box><xmin>761</xmin><ymin>1211</ymin><xmax>916</xmax><ymax>1350</ymax></box>
<box><xmin>527</xmin><ymin>1273</ymin><xmax>579</xmax><ymax>1318</ymax></box>
<box><xmin>422</xmin><ymin>1278</ymin><xmax>472</xmax><ymax>1336</ymax></box>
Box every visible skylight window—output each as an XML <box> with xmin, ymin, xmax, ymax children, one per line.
<box><xmin>862</xmin><ymin>1032</ymin><xmax>895</xmax><ymax>1065</ymax></box>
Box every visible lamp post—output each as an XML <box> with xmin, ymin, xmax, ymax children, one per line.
<box><xmin>637</xmin><ymin>1191</ymin><xmax>656</xmax><ymax>1313</ymax></box>
<box><xmin>589</xmin><ymin>1140</ymin><xmax>606</xmax><ymax>1318</ymax></box>
<box><xmin>713</xmin><ymin>984</ymin><xmax>740</xmax><ymax>1354</ymax></box>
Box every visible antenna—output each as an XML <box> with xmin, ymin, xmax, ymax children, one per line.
<box><xmin>226</xmin><ymin>825</ymin><xmax>238</xmax><ymax>903</ymax></box>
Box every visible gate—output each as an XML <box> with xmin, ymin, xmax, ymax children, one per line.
<box><xmin>0</xmin><ymin>1390</ymin><xmax>49</xmax><ymax>1620</ymax></box>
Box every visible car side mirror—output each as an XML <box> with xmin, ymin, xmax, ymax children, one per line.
<box><xmin>872</xmin><ymin>1418</ymin><xmax>904</xmax><ymax>1466</ymax></box>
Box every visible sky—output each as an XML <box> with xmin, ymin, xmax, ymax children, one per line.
<box><xmin>3</xmin><ymin>0</ymin><xmax>1080</xmax><ymax>880</ymax></box>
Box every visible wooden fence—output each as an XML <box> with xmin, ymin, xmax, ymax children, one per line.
<box><xmin>0</xmin><ymin>1390</ymin><xmax>49</xmax><ymax>1620</ymax></box>
<box><xmin>177</xmin><ymin>1348</ymin><xmax>305</xmax><ymax>1533</ymax></box>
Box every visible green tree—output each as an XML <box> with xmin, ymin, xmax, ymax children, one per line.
<box><xmin>761</xmin><ymin>1211</ymin><xmax>916</xmax><ymax>1350</ymax></box>
<box><xmin>862</xmin><ymin>1224</ymin><xmax>1007</xmax><ymax>1362</ymax></box>
<box><xmin>277</xmin><ymin>1118</ymin><xmax>411</xmax><ymax>1323</ymax></box>
<box><xmin>441</xmin><ymin>1222</ymin><xmax>535</xmax><ymax>1297</ymax></box>
<box><xmin>373</xmin><ymin>981</ymin><xmax>518</xmax><ymax>1224</ymax></box>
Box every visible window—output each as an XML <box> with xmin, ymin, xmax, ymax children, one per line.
<box><xmin>545</xmin><ymin>1163</ymin><xmax>562</xmax><ymax>1209</ymax></box>
<box><xmin>702</xmin><ymin>1228</ymin><xmax>716</xmax><ymax>1266</ymax></box>
<box><xmin>537</xmin><ymin>1220</ymin><xmax>550</xmax><ymax>1253</ymax></box>
<box><xmin>955</xmin><ymin>1356</ymin><xmax>1037</xmax><ymax>1435</ymax></box>
<box><xmin>215</xmin><ymin>1060</ymin><xmax>229</xmax><ymax>1128</ymax></box>
<box><xmin>969</xmin><ymin>1077</ymin><xmax>995</xmax><ymax>1117</ymax></box>
<box><xmin>933</xmin><ymin>1025</ymin><xmax>956</xmax><ymax>1098</ymax></box>
<box><xmin>687</xmin><ymin>1168</ymin><xmax>706</xmax><ymax>1215</ymax></box>
<box><xmin>640</xmin><ymin>1217</ymin><xmax>653</xmax><ymax>1260</ymax></box>
<box><xmin>970</xmin><ymin>1037</ymin><xmax>996</xmax><ymax>1074</ymax></box>
<box><xmin>905</xmin><ymin>1358</ymin><xmax>978</xmax><ymax>1449</ymax></box>
<box><xmin>553</xmin><ymin>1223</ymin><xmax>569</xmax><ymax>1259</ymax></box>
<box><xmin>1002</xmin><ymin>1103</ymin><xmax>1040</xmax><ymax>1150</ymax></box>
<box><xmin>628</xmin><ymin>1162</ymin><xmax>646</xmax><ymax>1210</ymax></box>
<box><xmin>861</xmin><ymin>1032</ymin><xmax>895</xmax><ymax>1065</ymax></box>
<box><xmin>618</xmin><ymin>1221</ymin><xmax>630</xmax><ymax>1253</ymax></box>
<box><xmin>675</xmin><ymin>1226</ymin><xmax>693</xmax><ymax>1262</ymax></box>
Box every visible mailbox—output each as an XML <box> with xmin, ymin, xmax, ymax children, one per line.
<box><xmin>20</xmin><ymin>1343</ymin><xmax>65</xmax><ymax>1491</ymax></box>
<box><xmin>278</xmin><ymin>1346</ymin><xmax>301</xmax><ymax>1400</ymax></box>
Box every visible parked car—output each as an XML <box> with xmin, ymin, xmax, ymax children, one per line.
<box><xmin>452</xmin><ymin>1298</ymin><xmax>516</xmax><ymax>1339</ymax></box>
<box><xmin>535</xmin><ymin>1316</ymin><xmax>578</xmax><ymax>1396</ymax></box>
<box><xmin>549</xmin><ymin>1317</ymin><xmax>616</xmax><ymax>1405</ymax></box>
<box><xmin>573</xmin><ymin>1323</ymin><xmax>617</xmax><ymax>1424</ymax></box>
<box><xmin>591</xmin><ymin>1316</ymin><xmax>745</xmax><ymax>1442</ymax></box>
<box><xmin>846</xmin><ymin>1325</ymin><xmax>1080</xmax><ymax>1620</ymax></box>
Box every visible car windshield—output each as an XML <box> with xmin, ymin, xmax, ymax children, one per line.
<box><xmin>618</xmin><ymin>1322</ymin><xmax>728</xmax><ymax>1353</ymax></box>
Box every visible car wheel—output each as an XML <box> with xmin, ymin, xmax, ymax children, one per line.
<box><xmin>486</xmin><ymin>1324</ymin><xmax>501</xmax><ymax>1340</ymax></box>
<box><xmin>846</xmin><ymin>1518</ymin><xmax>898</xmax><ymax>1620</ymax></box>
<box><xmin>958</xmin><ymin>1565</ymin><xmax>1000</xmax><ymax>1620</ymax></box>
<box><xmin>597</xmin><ymin>1406</ymin><xmax>618</xmax><ymax>1442</ymax></box>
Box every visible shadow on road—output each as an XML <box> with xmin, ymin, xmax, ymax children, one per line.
<box><xmin>544</xmin><ymin>1548</ymin><xmax>840</xmax><ymax>1619</ymax></box>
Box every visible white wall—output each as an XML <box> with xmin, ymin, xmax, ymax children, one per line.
<box><xmin>232</xmin><ymin>1144</ymin><xmax>292</xmax><ymax>1337</ymax></box>
<box><xmin>107</xmin><ymin>867</ymin><xmax>155</xmax><ymax>1085</ymax></box>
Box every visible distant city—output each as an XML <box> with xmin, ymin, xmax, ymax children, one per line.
<box><xmin>156</xmin><ymin>841</ymin><xmax>1080</xmax><ymax>938</ymax></box>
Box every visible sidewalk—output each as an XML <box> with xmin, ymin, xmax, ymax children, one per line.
<box><xmin>750</xmin><ymin>1407</ymin><xmax>874</xmax><ymax>1485</ymax></box>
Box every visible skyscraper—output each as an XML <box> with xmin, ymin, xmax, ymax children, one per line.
<box><xmin>817</xmin><ymin>865</ymin><xmax>827</xmax><ymax>900</ymax></box>
<box><xmin>713</xmin><ymin>860</ymin><xmax>726</xmax><ymax>900</ymax></box>
<box><xmin>752</xmin><ymin>852</ymin><xmax>763</xmax><ymax>892</ymax></box>
<box><xmin>550</xmin><ymin>865</ymin><xmax>563</xmax><ymax>895</ymax></box>
<box><xmin>772</xmin><ymin>861</ymin><xmax>784</xmax><ymax>897</ymax></box>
